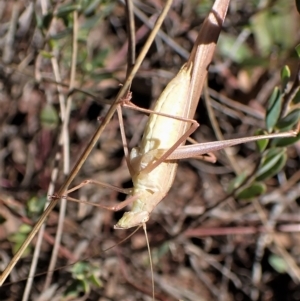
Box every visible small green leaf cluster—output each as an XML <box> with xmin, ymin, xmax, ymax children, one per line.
<box><xmin>230</xmin><ymin>63</ymin><xmax>300</xmax><ymax>200</ymax></box>
<box><xmin>64</xmin><ymin>261</ymin><xmax>103</xmax><ymax>298</ymax></box>
<box><xmin>26</xmin><ymin>196</ymin><xmax>48</xmax><ymax>219</ymax></box>
<box><xmin>37</xmin><ymin>0</ymin><xmax>115</xmax><ymax>76</ymax></box>
<box><xmin>9</xmin><ymin>224</ymin><xmax>32</xmax><ymax>257</ymax></box>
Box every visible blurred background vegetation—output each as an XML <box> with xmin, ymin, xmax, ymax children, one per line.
<box><xmin>0</xmin><ymin>0</ymin><xmax>300</xmax><ymax>300</ymax></box>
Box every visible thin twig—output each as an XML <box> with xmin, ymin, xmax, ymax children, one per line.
<box><xmin>43</xmin><ymin>9</ymin><xmax>79</xmax><ymax>290</ymax></box>
<box><xmin>125</xmin><ymin>0</ymin><xmax>136</xmax><ymax>76</ymax></box>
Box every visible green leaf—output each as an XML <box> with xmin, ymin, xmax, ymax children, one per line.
<box><xmin>255</xmin><ymin>150</ymin><xmax>287</xmax><ymax>182</ymax></box>
<box><xmin>36</xmin><ymin>12</ymin><xmax>53</xmax><ymax>30</ymax></box>
<box><xmin>71</xmin><ymin>261</ymin><xmax>89</xmax><ymax>278</ymax></box>
<box><xmin>266</xmin><ymin>87</ymin><xmax>282</xmax><ymax>132</ymax></box>
<box><xmin>84</xmin><ymin>0</ymin><xmax>102</xmax><ymax>16</ymax></box>
<box><xmin>26</xmin><ymin>196</ymin><xmax>47</xmax><ymax>217</ymax></box>
<box><xmin>81</xmin><ymin>279</ymin><xmax>90</xmax><ymax>293</ymax></box>
<box><xmin>18</xmin><ymin>224</ymin><xmax>32</xmax><ymax>234</ymax></box>
<box><xmin>255</xmin><ymin>129</ymin><xmax>269</xmax><ymax>153</ymax></box>
<box><xmin>227</xmin><ymin>172</ymin><xmax>247</xmax><ymax>194</ymax></box>
<box><xmin>256</xmin><ymin>138</ymin><xmax>269</xmax><ymax>153</ymax></box>
<box><xmin>236</xmin><ymin>182</ymin><xmax>266</xmax><ymax>200</ymax></box>
<box><xmin>89</xmin><ymin>273</ymin><xmax>103</xmax><ymax>288</ymax></box>
<box><xmin>281</xmin><ymin>65</ymin><xmax>291</xmax><ymax>93</ymax></box>
<box><xmin>40</xmin><ymin>104</ymin><xmax>59</xmax><ymax>129</ymax></box>
<box><xmin>65</xmin><ymin>261</ymin><xmax>101</xmax><ymax>297</ymax></box>
<box><xmin>271</xmin><ymin>132</ymin><xmax>300</xmax><ymax>147</ymax></box>
<box><xmin>40</xmin><ymin>50</ymin><xmax>53</xmax><ymax>59</ymax></box>
<box><xmin>256</xmin><ymin>148</ymin><xmax>285</xmax><ymax>175</ymax></box>
<box><xmin>9</xmin><ymin>224</ymin><xmax>32</xmax><ymax>256</ymax></box>
<box><xmin>56</xmin><ymin>4</ymin><xmax>80</xmax><ymax>19</ymax></box>
<box><xmin>294</xmin><ymin>89</ymin><xmax>300</xmax><ymax>104</ymax></box>
<box><xmin>276</xmin><ymin>109</ymin><xmax>300</xmax><ymax>130</ymax></box>
<box><xmin>269</xmin><ymin>254</ymin><xmax>288</xmax><ymax>273</ymax></box>
<box><xmin>262</xmin><ymin>147</ymin><xmax>285</xmax><ymax>160</ymax></box>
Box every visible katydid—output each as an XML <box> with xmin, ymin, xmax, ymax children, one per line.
<box><xmin>48</xmin><ymin>0</ymin><xmax>296</xmax><ymax>230</ymax></box>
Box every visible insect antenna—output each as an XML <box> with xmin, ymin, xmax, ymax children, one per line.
<box><xmin>143</xmin><ymin>222</ymin><xmax>155</xmax><ymax>301</ymax></box>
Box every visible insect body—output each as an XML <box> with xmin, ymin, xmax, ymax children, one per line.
<box><xmin>115</xmin><ymin>63</ymin><xmax>195</xmax><ymax>229</ymax></box>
